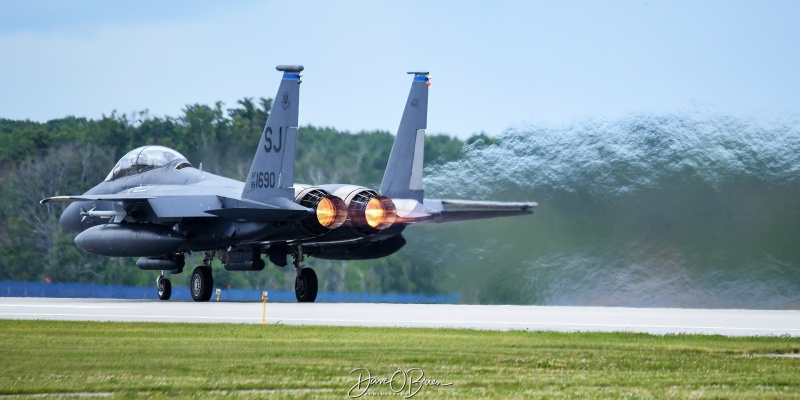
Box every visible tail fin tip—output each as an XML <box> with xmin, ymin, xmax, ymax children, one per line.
<box><xmin>276</xmin><ymin>65</ymin><xmax>304</xmax><ymax>73</ymax></box>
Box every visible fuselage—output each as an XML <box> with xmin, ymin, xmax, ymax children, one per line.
<box><xmin>60</xmin><ymin>161</ymin><xmax>299</xmax><ymax>252</ymax></box>
<box><xmin>59</xmin><ymin>158</ymin><xmax>398</xmax><ymax>257</ymax></box>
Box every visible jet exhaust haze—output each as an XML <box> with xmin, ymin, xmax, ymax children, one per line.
<box><xmin>418</xmin><ymin>112</ymin><xmax>800</xmax><ymax>309</ymax></box>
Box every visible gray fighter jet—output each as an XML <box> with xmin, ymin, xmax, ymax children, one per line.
<box><xmin>41</xmin><ymin>66</ymin><xmax>536</xmax><ymax>302</ymax></box>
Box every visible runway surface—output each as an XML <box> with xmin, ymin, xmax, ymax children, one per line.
<box><xmin>1</xmin><ymin>297</ymin><xmax>799</xmax><ymax>336</ymax></box>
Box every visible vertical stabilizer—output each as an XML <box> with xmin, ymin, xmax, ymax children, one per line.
<box><xmin>380</xmin><ymin>72</ymin><xmax>429</xmax><ymax>201</ymax></box>
<box><xmin>242</xmin><ymin>65</ymin><xmax>303</xmax><ymax>204</ymax></box>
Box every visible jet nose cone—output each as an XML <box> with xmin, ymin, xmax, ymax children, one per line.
<box><xmin>60</xmin><ymin>202</ymin><xmax>84</xmax><ymax>232</ymax></box>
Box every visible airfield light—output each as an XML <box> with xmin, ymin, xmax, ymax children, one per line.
<box><xmin>316</xmin><ymin>197</ymin><xmax>337</xmax><ymax>227</ymax></box>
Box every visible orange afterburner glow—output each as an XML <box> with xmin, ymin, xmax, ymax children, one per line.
<box><xmin>316</xmin><ymin>197</ymin><xmax>337</xmax><ymax>227</ymax></box>
<box><xmin>314</xmin><ymin>195</ymin><xmax>347</xmax><ymax>230</ymax></box>
<box><xmin>364</xmin><ymin>197</ymin><xmax>397</xmax><ymax>229</ymax></box>
<box><xmin>365</xmin><ymin>197</ymin><xmax>385</xmax><ymax>228</ymax></box>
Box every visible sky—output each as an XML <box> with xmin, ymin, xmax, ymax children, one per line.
<box><xmin>1</xmin><ymin>0</ymin><xmax>798</xmax><ymax>139</ymax></box>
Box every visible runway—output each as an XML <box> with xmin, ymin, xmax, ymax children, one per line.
<box><xmin>1</xmin><ymin>297</ymin><xmax>799</xmax><ymax>336</ymax></box>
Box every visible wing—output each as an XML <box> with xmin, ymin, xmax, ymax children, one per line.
<box><xmin>40</xmin><ymin>194</ymin><xmax>153</xmax><ymax>204</ymax></box>
<box><xmin>41</xmin><ymin>194</ymin><xmax>311</xmax><ymax>221</ymax></box>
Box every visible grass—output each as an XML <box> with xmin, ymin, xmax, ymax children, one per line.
<box><xmin>0</xmin><ymin>320</ymin><xmax>799</xmax><ymax>399</ymax></box>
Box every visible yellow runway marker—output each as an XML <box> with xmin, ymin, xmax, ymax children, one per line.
<box><xmin>261</xmin><ymin>291</ymin><xmax>268</xmax><ymax>324</ymax></box>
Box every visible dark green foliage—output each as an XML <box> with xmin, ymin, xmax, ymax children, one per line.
<box><xmin>465</xmin><ymin>131</ymin><xmax>497</xmax><ymax>147</ymax></box>
<box><xmin>0</xmin><ymin>99</ymin><xmax>467</xmax><ymax>294</ymax></box>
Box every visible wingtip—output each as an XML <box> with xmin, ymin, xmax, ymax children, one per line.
<box><xmin>523</xmin><ymin>202</ymin><xmax>539</xmax><ymax>210</ymax></box>
<box><xmin>39</xmin><ymin>195</ymin><xmax>75</xmax><ymax>205</ymax></box>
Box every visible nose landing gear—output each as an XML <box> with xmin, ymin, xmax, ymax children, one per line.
<box><xmin>157</xmin><ymin>275</ymin><xmax>171</xmax><ymax>300</ymax></box>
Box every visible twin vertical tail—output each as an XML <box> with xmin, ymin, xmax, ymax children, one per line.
<box><xmin>243</xmin><ymin>68</ymin><xmax>429</xmax><ymax>206</ymax></box>
<box><xmin>242</xmin><ymin>65</ymin><xmax>303</xmax><ymax>204</ymax></box>
<box><xmin>379</xmin><ymin>72</ymin><xmax>430</xmax><ymax>202</ymax></box>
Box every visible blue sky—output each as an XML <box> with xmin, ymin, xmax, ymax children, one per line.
<box><xmin>1</xmin><ymin>0</ymin><xmax>798</xmax><ymax>139</ymax></box>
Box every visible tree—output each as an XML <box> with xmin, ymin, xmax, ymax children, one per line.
<box><xmin>0</xmin><ymin>100</ymin><xmax>472</xmax><ymax>296</ymax></box>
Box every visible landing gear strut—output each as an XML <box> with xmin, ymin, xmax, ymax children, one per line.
<box><xmin>292</xmin><ymin>245</ymin><xmax>317</xmax><ymax>302</ymax></box>
<box><xmin>149</xmin><ymin>253</ymin><xmax>183</xmax><ymax>300</ymax></box>
<box><xmin>190</xmin><ymin>251</ymin><xmax>215</xmax><ymax>302</ymax></box>
<box><xmin>157</xmin><ymin>274</ymin><xmax>171</xmax><ymax>300</ymax></box>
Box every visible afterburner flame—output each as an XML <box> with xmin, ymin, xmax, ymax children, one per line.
<box><xmin>365</xmin><ymin>198</ymin><xmax>385</xmax><ymax>228</ymax></box>
<box><xmin>365</xmin><ymin>197</ymin><xmax>396</xmax><ymax>229</ymax></box>
<box><xmin>316</xmin><ymin>197</ymin><xmax>336</xmax><ymax>227</ymax></box>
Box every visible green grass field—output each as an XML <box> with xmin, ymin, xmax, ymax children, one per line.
<box><xmin>1</xmin><ymin>320</ymin><xmax>799</xmax><ymax>399</ymax></box>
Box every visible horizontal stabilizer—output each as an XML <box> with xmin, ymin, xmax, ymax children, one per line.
<box><xmin>428</xmin><ymin>209</ymin><xmax>534</xmax><ymax>223</ymax></box>
<box><xmin>430</xmin><ymin>199</ymin><xmax>536</xmax><ymax>212</ymax></box>
<box><xmin>392</xmin><ymin>199</ymin><xmax>536</xmax><ymax>224</ymax></box>
<box><xmin>426</xmin><ymin>199</ymin><xmax>536</xmax><ymax>223</ymax></box>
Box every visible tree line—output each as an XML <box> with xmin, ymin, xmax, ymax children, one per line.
<box><xmin>0</xmin><ymin>97</ymin><xmax>489</xmax><ymax>295</ymax></box>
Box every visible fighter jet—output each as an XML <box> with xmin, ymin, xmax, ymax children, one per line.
<box><xmin>41</xmin><ymin>65</ymin><xmax>536</xmax><ymax>302</ymax></box>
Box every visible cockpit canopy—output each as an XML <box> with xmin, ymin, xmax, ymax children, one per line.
<box><xmin>105</xmin><ymin>146</ymin><xmax>191</xmax><ymax>181</ymax></box>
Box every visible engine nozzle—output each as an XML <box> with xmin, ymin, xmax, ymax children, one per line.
<box><xmin>294</xmin><ymin>187</ymin><xmax>347</xmax><ymax>236</ymax></box>
<box><xmin>349</xmin><ymin>193</ymin><xmax>397</xmax><ymax>234</ymax></box>
<box><xmin>314</xmin><ymin>195</ymin><xmax>347</xmax><ymax>229</ymax></box>
<box><xmin>363</xmin><ymin>196</ymin><xmax>397</xmax><ymax>230</ymax></box>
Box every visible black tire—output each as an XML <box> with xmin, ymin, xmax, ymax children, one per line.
<box><xmin>157</xmin><ymin>276</ymin><xmax>172</xmax><ymax>301</ymax></box>
<box><xmin>190</xmin><ymin>266</ymin><xmax>213</xmax><ymax>302</ymax></box>
<box><xmin>295</xmin><ymin>268</ymin><xmax>318</xmax><ymax>303</ymax></box>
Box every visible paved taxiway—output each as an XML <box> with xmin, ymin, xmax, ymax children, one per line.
<box><xmin>1</xmin><ymin>297</ymin><xmax>798</xmax><ymax>336</ymax></box>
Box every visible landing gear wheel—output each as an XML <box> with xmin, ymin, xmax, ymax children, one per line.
<box><xmin>157</xmin><ymin>276</ymin><xmax>171</xmax><ymax>301</ymax></box>
<box><xmin>295</xmin><ymin>268</ymin><xmax>318</xmax><ymax>303</ymax></box>
<box><xmin>190</xmin><ymin>266</ymin><xmax>213</xmax><ymax>302</ymax></box>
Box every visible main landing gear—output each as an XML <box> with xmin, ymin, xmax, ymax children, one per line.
<box><xmin>155</xmin><ymin>251</ymin><xmax>214</xmax><ymax>302</ymax></box>
<box><xmin>292</xmin><ymin>245</ymin><xmax>318</xmax><ymax>303</ymax></box>
<box><xmin>153</xmin><ymin>248</ymin><xmax>318</xmax><ymax>303</ymax></box>
<box><xmin>190</xmin><ymin>251</ymin><xmax>215</xmax><ymax>302</ymax></box>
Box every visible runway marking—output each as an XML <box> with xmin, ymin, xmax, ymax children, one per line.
<box><xmin>0</xmin><ymin>313</ymin><xmax>260</xmax><ymax>321</ymax></box>
<box><xmin>0</xmin><ymin>304</ymin><xmax>144</xmax><ymax>309</ymax></box>
<box><xmin>2</xmin><ymin>312</ymin><xmax>798</xmax><ymax>333</ymax></box>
